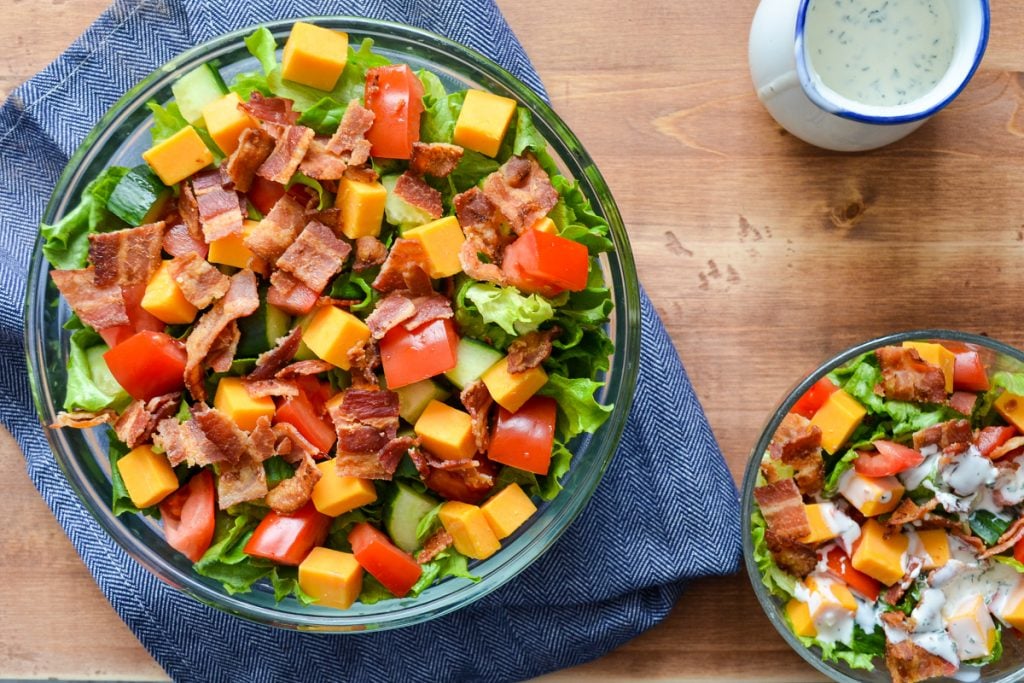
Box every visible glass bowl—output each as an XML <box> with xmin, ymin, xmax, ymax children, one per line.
<box><xmin>741</xmin><ymin>330</ymin><xmax>1024</xmax><ymax>682</ymax></box>
<box><xmin>24</xmin><ymin>17</ymin><xmax>641</xmax><ymax>632</ymax></box>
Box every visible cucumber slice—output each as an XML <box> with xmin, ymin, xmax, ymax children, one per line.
<box><xmin>445</xmin><ymin>338</ymin><xmax>503</xmax><ymax>390</ymax></box>
<box><xmin>385</xmin><ymin>482</ymin><xmax>440</xmax><ymax>553</ymax></box>
<box><xmin>172</xmin><ymin>63</ymin><xmax>229</xmax><ymax>124</ymax></box>
<box><xmin>382</xmin><ymin>174</ymin><xmax>434</xmax><ymax>231</ymax></box>
<box><xmin>236</xmin><ymin>288</ymin><xmax>292</xmax><ymax>358</ymax></box>
<box><xmin>86</xmin><ymin>345</ymin><xmax>131</xmax><ymax>408</ymax></box>
<box><xmin>292</xmin><ymin>311</ymin><xmax>317</xmax><ymax>361</ymax></box>
<box><xmin>106</xmin><ymin>165</ymin><xmax>171</xmax><ymax>226</ymax></box>
<box><xmin>396</xmin><ymin>379</ymin><xmax>450</xmax><ymax>424</ymax></box>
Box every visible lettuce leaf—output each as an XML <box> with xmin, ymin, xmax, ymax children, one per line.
<box><xmin>329</xmin><ymin>270</ymin><xmax>377</xmax><ymax>315</ymax></box>
<box><xmin>750</xmin><ymin>509</ymin><xmax>798</xmax><ymax>599</ymax></box>
<box><xmin>63</xmin><ymin>321</ymin><xmax>123</xmax><ymax>412</ymax></box>
<box><xmin>270</xmin><ymin>566</ymin><xmax>315</xmax><ymax>605</ymax></box>
<box><xmin>296</xmin><ymin>96</ymin><xmax>347</xmax><ymax>135</ymax></box>
<box><xmin>41</xmin><ymin>166</ymin><xmax>130</xmax><ymax>269</ymax></box>
<box><xmin>797</xmin><ymin>625</ymin><xmax>884</xmax><ymax>671</ymax></box>
<box><xmin>463</xmin><ymin>282</ymin><xmax>555</xmax><ymax>337</ymax></box>
<box><xmin>512</xmin><ymin>107</ymin><xmax>558</xmax><ymax>177</ymax></box>
<box><xmin>193</xmin><ymin>513</ymin><xmax>273</xmax><ymax>594</ymax></box>
<box><xmin>409</xmin><ymin>549</ymin><xmax>479</xmax><ymax>597</ymax></box>
<box><xmin>286</xmin><ymin>172</ymin><xmax>330</xmax><ymax>210</ymax></box>
<box><xmin>495</xmin><ymin>440</ymin><xmax>573</xmax><ymax>501</ymax></box>
<box><xmin>537</xmin><ymin>373</ymin><xmax>612</xmax><ymax>441</ymax></box>
<box><xmin>549</xmin><ymin>175</ymin><xmax>613</xmax><ymax>255</ymax></box>
<box><xmin>823</xmin><ymin>450</ymin><xmax>858</xmax><ymax>498</ymax></box>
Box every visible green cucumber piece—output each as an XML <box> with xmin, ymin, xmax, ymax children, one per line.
<box><xmin>236</xmin><ymin>288</ymin><xmax>292</xmax><ymax>358</ymax></box>
<box><xmin>445</xmin><ymin>338</ymin><xmax>503</xmax><ymax>390</ymax></box>
<box><xmin>292</xmin><ymin>311</ymin><xmax>317</xmax><ymax>361</ymax></box>
<box><xmin>382</xmin><ymin>174</ymin><xmax>434</xmax><ymax>231</ymax></box>
<box><xmin>385</xmin><ymin>482</ymin><xmax>440</xmax><ymax>553</ymax></box>
<box><xmin>86</xmin><ymin>345</ymin><xmax>131</xmax><ymax>408</ymax></box>
<box><xmin>396</xmin><ymin>379</ymin><xmax>450</xmax><ymax>424</ymax></box>
<box><xmin>172</xmin><ymin>63</ymin><xmax>229</xmax><ymax>124</ymax></box>
<box><xmin>106</xmin><ymin>165</ymin><xmax>171</xmax><ymax>226</ymax></box>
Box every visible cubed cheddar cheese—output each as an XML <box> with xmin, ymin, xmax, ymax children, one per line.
<box><xmin>913</xmin><ymin>529</ymin><xmax>950</xmax><ymax>570</ymax></box>
<box><xmin>201</xmin><ymin>92</ymin><xmax>258</xmax><ymax>155</ymax></box>
<box><xmin>799</xmin><ymin>503</ymin><xmax>840</xmax><ymax>545</ymax></box>
<box><xmin>531</xmin><ymin>216</ymin><xmax>558</xmax><ymax>235</ymax></box>
<box><xmin>852</xmin><ymin>519</ymin><xmax>908</xmax><ymax>586</ymax></box>
<box><xmin>806</xmin><ymin>575</ymin><xmax>858</xmax><ymax>617</ymax></box>
<box><xmin>213</xmin><ymin>376</ymin><xmax>276</xmax><ymax>431</ymax></box>
<box><xmin>481</xmin><ymin>483</ymin><xmax>537</xmax><ymax>539</ymax></box>
<box><xmin>339</xmin><ymin>177</ymin><xmax>387</xmax><ymax>239</ymax></box>
<box><xmin>903</xmin><ymin>341</ymin><xmax>956</xmax><ymax>394</ymax></box>
<box><xmin>414</xmin><ymin>400</ymin><xmax>475</xmax><ymax>461</ymax></box>
<box><xmin>281</xmin><ymin>22</ymin><xmax>349</xmax><ymax>91</ymax></box>
<box><xmin>311</xmin><ymin>461</ymin><xmax>378</xmax><ymax>516</ymax></box>
<box><xmin>481</xmin><ymin>357</ymin><xmax>548</xmax><ymax>413</ymax></box>
<box><xmin>838</xmin><ymin>469</ymin><xmax>904</xmax><ymax>517</ymax></box>
<box><xmin>403</xmin><ymin>216</ymin><xmax>466</xmax><ymax>278</ymax></box>
<box><xmin>453</xmin><ymin>89</ymin><xmax>518</xmax><ymax>158</ymax></box>
<box><xmin>785</xmin><ymin>599</ymin><xmax>816</xmax><ymax>637</ymax></box>
<box><xmin>947</xmin><ymin>594</ymin><xmax>997</xmax><ymax>661</ymax></box>
<box><xmin>995</xmin><ymin>391</ymin><xmax>1024</xmax><ymax>432</ymax></box>
<box><xmin>438</xmin><ymin>501</ymin><xmax>501</xmax><ymax>560</ymax></box>
<box><xmin>142</xmin><ymin>126</ymin><xmax>213</xmax><ymax>186</ymax></box>
<box><xmin>809</xmin><ymin>389</ymin><xmax>866</xmax><ymax>454</ymax></box>
<box><xmin>208</xmin><ymin>219</ymin><xmax>260</xmax><ymax>269</ymax></box>
<box><xmin>304</xmin><ymin>306</ymin><xmax>371</xmax><ymax>370</ymax></box>
<box><xmin>141</xmin><ymin>260</ymin><xmax>197</xmax><ymax>324</ymax></box>
<box><xmin>298</xmin><ymin>546</ymin><xmax>363</xmax><ymax>611</ymax></box>
<box><xmin>116</xmin><ymin>445</ymin><xmax>179</xmax><ymax>508</ymax></box>
<box><xmin>997</xmin><ymin>582</ymin><xmax>1024</xmax><ymax>631</ymax></box>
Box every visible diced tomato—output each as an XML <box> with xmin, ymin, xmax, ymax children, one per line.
<box><xmin>243</xmin><ymin>501</ymin><xmax>330</xmax><ymax>566</ymax></box>
<box><xmin>824</xmin><ymin>546</ymin><xmax>881</xmax><ymax>601</ymax></box>
<box><xmin>347</xmin><ymin>522</ymin><xmax>422</xmax><ymax>598</ymax></box>
<box><xmin>163</xmin><ymin>223</ymin><xmax>208</xmax><ymax>260</ymax></box>
<box><xmin>99</xmin><ymin>284</ymin><xmax>166</xmax><ymax>347</ymax></box>
<box><xmin>103</xmin><ymin>330</ymin><xmax>186</xmax><ymax>400</ymax></box>
<box><xmin>501</xmin><ymin>229</ymin><xmax>590</xmax><ymax>294</ymax></box>
<box><xmin>853</xmin><ymin>440</ymin><xmax>924</xmax><ymax>477</ymax></box>
<box><xmin>501</xmin><ymin>244</ymin><xmax>563</xmax><ymax>298</ymax></box>
<box><xmin>424</xmin><ymin>457</ymin><xmax>497</xmax><ymax>504</ymax></box>
<box><xmin>379</xmin><ymin>318</ymin><xmax>459</xmax><ymax>390</ymax></box>
<box><xmin>247</xmin><ymin>176</ymin><xmax>286</xmax><ymax>215</ymax></box>
<box><xmin>488</xmin><ymin>396</ymin><xmax>557</xmax><ymax>475</ymax></box>
<box><xmin>1015</xmin><ymin>537</ymin><xmax>1024</xmax><ymax>564</ymax></box>
<box><xmin>159</xmin><ymin>469</ymin><xmax>215</xmax><ymax>563</ymax></box>
<box><xmin>292</xmin><ymin>376</ymin><xmax>333</xmax><ymax>415</ymax></box>
<box><xmin>275</xmin><ymin>390</ymin><xmax>336</xmax><ymax>456</ymax></box>
<box><xmin>953</xmin><ymin>350</ymin><xmax>990</xmax><ymax>392</ymax></box>
<box><xmin>364</xmin><ymin>64</ymin><xmax>424</xmax><ymax>159</ymax></box>
<box><xmin>791</xmin><ymin>377</ymin><xmax>838</xmax><ymax>419</ymax></box>
<box><xmin>976</xmin><ymin>426</ymin><xmax>1018</xmax><ymax>457</ymax></box>
<box><xmin>949</xmin><ymin>391</ymin><xmax>977</xmax><ymax>416</ymax></box>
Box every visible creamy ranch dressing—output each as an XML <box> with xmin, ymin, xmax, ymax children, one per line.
<box><xmin>803</xmin><ymin>0</ymin><xmax>957</xmax><ymax>106</ymax></box>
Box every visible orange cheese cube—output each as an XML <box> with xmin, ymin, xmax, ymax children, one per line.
<box><xmin>481</xmin><ymin>357</ymin><xmax>548</xmax><ymax>413</ymax></box>
<box><xmin>414</xmin><ymin>400</ymin><xmax>475</xmax><ymax>460</ymax></box>
<box><xmin>338</xmin><ymin>177</ymin><xmax>387</xmax><ymax>239</ymax></box>
<box><xmin>201</xmin><ymin>93</ymin><xmax>258</xmax><ymax>155</ymax></box>
<box><xmin>403</xmin><ymin>216</ymin><xmax>466</xmax><ymax>278</ymax></box>
<box><xmin>998</xmin><ymin>583</ymin><xmax>1024</xmax><ymax>631</ymax></box>
<box><xmin>208</xmin><ymin>219</ymin><xmax>259</xmax><ymax>269</ymax></box>
<box><xmin>281</xmin><ymin>22</ymin><xmax>349</xmax><ymax>91</ymax></box>
<box><xmin>531</xmin><ymin>216</ymin><xmax>558</xmax><ymax>235</ymax></box>
<box><xmin>116</xmin><ymin>445</ymin><xmax>179</xmax><ymax>508</ymax></box>
<box><xmin>311</xmin><ymin>461</ymin><xmax>378</xmax><ymax>516</ymax></box>
<box><xmin>141</xmin><ymin>260</ymin><xmax>197</xmax><ymax>324</ymax></box>
<box><xmin>805</xmin><ymin>575</ymin><xmax>858</xmax><ymax>613</ymax></box>
<box><xmin>785</xmin><ymin>599</ymin><xmax>816</xmax><ymax>637</ymax></box>
<box><xmin>903</xmin><ymin>341</ymin><xmax>955</xmax><ymax>394</ymax></box>
<box><xmin>799</xmin><ymin>504</ymin><xmax>839</xmax><ymax>545</ymax></box>
<box><xmin>852</xmin><ymin>519</ymin><xmax>908</xmax><ymax>586</ymax></box>
<box><xmin>438</xmin><ymin>501</ymin><xmax>501</xmax><ymax>560</ymax></box>
<box><xmin>453</xmin><ymin>89</ymin><xmax>518</xmax><ymax>157</ymax></box>
<box><xmin>947</xmin><ymin>594</ymin><xmax>997</xmax><ymax>661</ymax></box>
<box><xmin>142</xmin><ymin>126</ymin><xmax>213</xmax><ymax>186</ymax></box>
<box><xmin>838</xmin><ymin>469</ymin><xmax>904</xmax><ymax>517</ymax></box>
<box><xmin>914</xmin><ymin>529</ymin><xmax>950</xmax><ymax>570</ymax></box>
<box><xmin>810</xmin><ymin>389</ymin><xmax>867</xmax><ymax>454</ymax></box>
<box><xmin>995</xmin><ymin>391</ymin><xmax>1024</xmax><ymax>432</ymax></box>
<box><xmin>481</xmin><ymin>483</ymin><xmax>537</xmax><ymax>539</ymax></box>
<box><xmin>298</xmin><ymin>547</ymin><xmax>363</xmax><ymax>610</ymax></box>
<box><xmin>213</xmin><ymin>376</ymin><xmax>276</xmax><ymax>431</ymax></box>
<box><xmin>303</xmin><ymin>306</ymin><xmax>371</xmax><ymax>370</ymax></box>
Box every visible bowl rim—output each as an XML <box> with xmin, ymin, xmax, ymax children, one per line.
<box><xmin>741</xmin><ymin>329</ymin><xmax>1024</xmax><ymax>683</ymax></box>
<box><xmin>23</xmin><ymin>15</ymin><xmax>641</xmax><ymax>632</ymax></box>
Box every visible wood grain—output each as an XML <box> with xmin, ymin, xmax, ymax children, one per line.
<box><xmin>5</xmin><ymin>0</ymin><xmax>1024</xmax><ymax>680</ymax></box>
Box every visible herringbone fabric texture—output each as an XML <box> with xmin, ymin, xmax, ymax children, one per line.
<box><xmin>0</xmin><ymin>1</ymin><xmax>741</xmax><ymax>681</ymax></box>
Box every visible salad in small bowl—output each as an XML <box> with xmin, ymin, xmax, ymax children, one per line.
<box><xmin>743</xmin><ymin>331</ymin><xmax>1024</xmax><ymax>683</ymax></box>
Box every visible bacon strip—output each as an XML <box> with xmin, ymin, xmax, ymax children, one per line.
<box><xmin>191</xmin><ymin>403</ymin><xmax>249</xmax><ymax>463</ymax></box>
<box><xmin>393</xmin><ymin>172</ymin><xmax>442</xmax><ymax>219</ymax></box>
<box><xmin>481</xmin><ymin>155</ymin><xmax>558</xmax><ymax>235</ymax></box>
<box><xmin>49</xmin><ymin>410</ymin><xmax>117</xmax><ymax>429</ymax></box>
<box><xmin>876</xmin><ymin>346</ymin><xmax>947</xmax><ymax>403</ymax></box>
<box><xmin>765</xmin><ymin>413</ymin><xmax>824</xmax><ymax>495</ymax></box>
<box><xmin>422</xmin><ymin>456</ymin><xmax>496</xmax><ymax>504</ymax></box>
<box><xmin>273</xmin><ymin>422</ymin><xmax>322</xmax><ymax>462</ymax></box>
<box><xmin>884</xmin><ymin>556</ymin><xmax>923</xmax><ymax>606</ymax></box>
<box><xmin>454</xmin><ymin>187</ymin><xmax>506</xmax><ymax>262</ymax></box>
<box><xmin>276</xmin><ymin>220</ymin><xmax>351</xmax><ymax>294</ymax></box>
<box><xmin>113</xmin><ymin>393</ymin><xmax>181</xmax><ymax>449</ymax></box>
<box><xmin>754</xmin><ymin>479</ymin><xmax>810</xmax><ymax>542</ymax></box>
<box><xmin>267</xmin><ymin>271</ymin><xmax>319</xmax><ymax>317</ymax></box>
<box><xmin>326</xmin><ymin>100</ymin><xmax>374</xmax><ymax>166</ymax></box>
<box><xmin>190</xmin><ymin>171</ymin><xmax>243</xmax><ymax>242</ymax></box>
<box><xmin>460</xmin><ymin>380</ymin><xmax>492</xmax><ymax>453</ymax></box>
<box><xmin>507</xmin><ymin>327</ymin><xmax>559</xmax><ymax>374</ymax></box>
<box><xmin>225</xmin><ymin>127</ymin><xmax>275</xmax><ymax>193</ymax></box>
<box><xmin>241</xmin><ymin>93</ymin><xmax>298</xmax><ymax>125</ymax></box>
<box><xmin>178</xmin><ymin>184</ymin><xmax>201</xmax><ymax>240</ymax></box>
<box><xmin>329</xmin><ymin>389</ymin><xmax>403</xmax><ymax>480</ymax></box>
<box><xmin>88</xmin><ymin>222</ymin><xmax>165</xmax><ymax>287</ymax></box>
<box><xmin>884</xmin><ymin>638</ymin><xmax>957</xmax><ymax>683</ymax></box>
<box><xmin>409</xmin><ymin>142</ymin><xmax>463</xmax><ymax>178</ymax></box>
<box><xmin>257</xmin><ymin>125</ymin><xmax>314</xmax><ymax>184</ymax></box>
<box><xmin>372</xmin><ymin>238</ymin><xmax>433</xmax><ymax>294</ymax></box>
<box><xmin>887</xmin><ymin>497</ymin><xmax>940</xmax><ymax>529</ymax></box>
<box><xmin>459</xmin><ymin>241</ymin><xmax>508</xmax><ymax>286</ymax></box>
<box><xmin>206</xmin><ymin>322</ymin><xmax>240</xmax><ymax>374</ymax></box>
<box><xmin>417</xmin><ymin>528</ymin><xmax>454</xmax><ymax>564</ymax></box>
<box><xmin>50</xmin><ymin>268</ymin><xmax>128</xmax><ymax>329</ymax></box>
<box><xmin>217</xmin><ymin>458</ymin><xmax>268</xmax><ymax>510</ymax></box>
<box><xmin>912</xmin><ymin>419</ymin><xmax>972</xmax><ymax>451</ymax></box>
<box><xmin>244</xmin><ymin>194</ymin><xmax>307</xmax><ymax>263</ymax></box>
<box><xmin>980</xmin><ymin>516</ymin><xmax>1024</xmax><ymax>558</ymax></box>
<box><xmin>298</xmin><ymin>137</ymin><xmax>347</xmax><ymax>180</ymax></box>
<box><xmin>276</xmin><ymin>359</ymin><xmax>334</xmax><ymax>378</ymax></box>
<box><xmin>265</xmin><ymin>452</ymin><xmax>321</xmax><ymax>513</ymax></box>
<box><xmin>244</xmin><ymin>379</ymin><xmax>300</xmax><ymax>398</ymax></box>
<box><xmin>348</xmin><ymin>340</ymin><xmax>381</xmax><ymax>390</ymax></box>
<box><xmin>365</xmin><ymin>293</ymin><xmax>416</xmax><ymax>339</ymax></box>
<box><xmin>354</xmin><ymin>235</ymin><xmax>387</xmax><ymax>271</ymax></box>
<box><xmin>163</xmin><ymin>222</ymin><xmax>208</xmax><ymax>260</ymax></box>
<box><xmin>168</xmin><ymin>252</ymin><xmax>230</xmax><ymax>309</ymax></box>
<box><xmin>249</xmin><ymin>327</ymin><xmax>303</xmax><ymax>381</ymax></box>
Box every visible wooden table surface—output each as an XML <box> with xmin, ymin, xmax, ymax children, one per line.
<box><xmin>4</xmin><ymin>0</ymin><xmax>1024</xmax><ymax>680</ymax></box>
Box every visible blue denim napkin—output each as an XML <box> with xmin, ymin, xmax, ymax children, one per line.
<box><xmin>0</xmin><ymin>1</ymin><xmax>741</xmax><ymax>681</ymax></box>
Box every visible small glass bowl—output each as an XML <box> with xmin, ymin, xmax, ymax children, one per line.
<box><xmin>741</xmin><ymin>330</ymin><xmax>1024</xmax><ymax>682</ymax></box>
<box><xmin>24</xmin><ymin>17</ymin><xmax>641</xmax><ymax>632</ymax></box>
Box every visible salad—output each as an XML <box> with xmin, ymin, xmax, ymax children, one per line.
<box><xmin>42</xmin><ymin>21</ymin><xmax>615</xmax><ymax>610</ymax></box>
<box><xmin>752</xmin><ymin>340</ymin><xmax>1024</xmax><ymax>683</ymax></box>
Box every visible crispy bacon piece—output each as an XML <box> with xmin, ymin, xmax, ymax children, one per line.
<box><xmin>507</xmin><ymin>327</ymin><xmax>560</xmax><ymax>374</ymax></box>
<box><xmin>257</xmin><ymin>125</ymin><xmax>315</xmax><ymax>184</ymax></box>
<box><xmin>482</xmin><ymin>154</ymin><xmax>558</xmax><ymax>235</ymax></box>
<box><xmin>887</xmin><ymin>497</ymin><xmax>940</xmax><ymax>529</ymax></box>
<box><xmin>190</xmin><ymin>172</ymin><xmax>243</xmax><ymax>243</ymax></box>
<box><xmin>423</xmin><ymin>456</ymin><xmax>496</xmax><ymax>504</ymax></box>
<box><xmin>326</xmin><ymin>100</ymin><xmax>374</xmax><ymax>166</ymax></box>
<box><xmin>163</xmin><ymin>222</ymin><xmax>208</xmax><ymax>259</ymax></box>
<box><xmin>225</xmin><ymin>127</ymin><xmax>275</xmax><ymax>192</ymax></box>
<box><xmin>876</xmin><ymin>346</ymin><xmax>947</xmax><ymax>403</ymax></box>
<box><xmin>365</xmin><ymin>293</ymin><xmax>416</xmax><ymax>339</ymax></box>
<box><xmin>206</xmin><ymin>322</ymin><xmax>240</xmax><ymax>374</ymax></box>
<box><xmin>276</xmin><ymin>359</ymin><xmax>334</xmax><ymax>378</ymax></box>
<box><xmin>912</xmin><ymin>419</ymin><xmax>973</xmax><ymax>452</ymax></box>
<box><xmin>884</xmin><ymin>639</ymin><xmax>957</xmax><ymax>683</ymax></box>
<box><xmin>310</xmin><ymin>207</ymin><xmax>343</xmax><ymax>236</ymax></box>
<box><xmin>88</xmin><ymin>222</ymin><xmax>165</xmax><ymax>287</ymax></box>
<box><xmin>763</xmin><ymin>413</ymin><xmax>824</xmax><ymax>495</ymax></box>
<box><xmin>885</xmin><ymin>556</ymin><xmax>924</xmax><ymax>606</ymax></box>
<box><xmin>248</xmin><ymin>327</ymin><xmax>303</xmax><ymax>381</ymax></box>
<box><xmin>409</xmin><ymin>142</ymin><xmax>463</xmax><ymax>177</ymax></box>
<box><xmin>49</xmin><ymin>410</ymin><xmax>117</xmax><ymax>429</ymax></box>
<box><xmin>354</xmin><ymin>235</ymin><xmax>387</xmax><ymax>271</ymax></box>
<box><xmin>950</xmin><ymin>528</ymin><xmax>986</xmax><ymax>552</ymax></box>
<box><xmin>754</xmin><ymin>479</ymin><xmax>810</xmax><ymax>542</ymax></box>
<box><xmin>766</xmin><ymin>531</ymin><xmax>818</xmax><ymax>577</ymax></box>
<box><xmin>241</xmin><ymin>93</ymin><xmax>298</xmax><ymax>125</ymax></box>
<box><xmin>50</xmin><ymin>268</ymin><xmax>128</xmax><ymax>329</ymax></box>
<box><xmin>454</xmin><ymin>187</ymin><xmax>506</xmax><ymax>262</ymax></box>
<box><xmin>265</xmin><ymin>452</ymin><xmax>321</xmax><ymax>514</ymax></box>
<box><xmin>276</xmin><ymin>220</ymin><xmax>351</xmax><ymax>293</ymax></box>
<box><xmin>217</xmin><ymin>458</ymin><xmax>268</xmax><ymax>510</ymax></box>
<box><xmin>416</xmin><ymin>528</ymin><xmax>454</xmax><ymax>564</ymax></box>
<box><xmin>344</xmin><ymin>165</ymin><xmax>379</xmax><ymax>184</ymax></box>
<box><xmin>248</xmin><ymin>416</ymin><xmax>277</xmax><ymax>463</ymax></box>
<box><xmin>991</xmin><ymin>436</ymin><xmax>1024</xmax><ymax>460</ymax></box>
<box><xmin>348</xmin><ymin>340</ymin><xmax>381</xmax><ymax>390</ymax></box>
<box><xmin>113</xmin><ymin>392</ymin><xmax>181</xmax><ymax>448</ymax></box>
<box><xmin>403</xmin><ymin>293</ymin><xmax>454</xmax><ymax>331</ymax></box>
<box><xmin>244</xmin><ymin>193</ymin><xmax>307</xmax><ymax>263</ymax></box>
<box><xmin>267</xmin><ymin>271</ymin><xmax>319</xmax><ymax>316</ymax></box>
<box><xmin>298</xmin><ymin>137</ymin><xmax>347</xmax><ymax>180</ymax></box>
<box><xmin>184</xmin><ymin>270</ymin><xmax>260</xmax><ymax>401</ymax></box>
<box><xmin>329</xmin><ymin>389</ymin><xmax>403</xmax><ymax>480</ymax></box>
<box><xmin>980</xmin><ymin>516</ymin><xmax>1024</xmax><ymax>558</ymax></box>
<box><xmin>460</xmin><ymin>380</ymin><xmax>493</xmax><ymax>453</ymax></box>
<box><xmin>244</xmin><ymin>379</ymin><xmax>300</xmax><ymax>398</ymax></box>
<box><xmin>179</xmin><ymin>183</ymin><xmax>201</xmax><ymax>238</ymax></box>
<box><xmin>459</xmin><ymin>240</ymin><xmax>508</xmax><ymax>286</ymax></box>
<box><xmin>168</xmin><ymin>252</ymin><xmax>230</xmax><ymax>309</ymax></box>
<box><xmin>372</xmin><ymin>238</ymin><xmax>434</xmax><ymax>294</ymax></box>
<box><xmin>273</xmin><ymin>422</ymin><xmax>321</xmax><ymax>463</ymax></box>
<box><xmin>191</xmin><ymin>403</ymin><xmax>249</xmax><ymax>464</ymax></box>
<box><xmin>393</xmin><ymin>172</ymin><xmax>443</xmax><ymax>219</ymax></box>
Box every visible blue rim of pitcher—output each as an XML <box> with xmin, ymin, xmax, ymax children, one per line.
<box><xmin>793</xmin><ymin>0</ymin><xmax>991</xmax><ymax>125</ymax></box>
